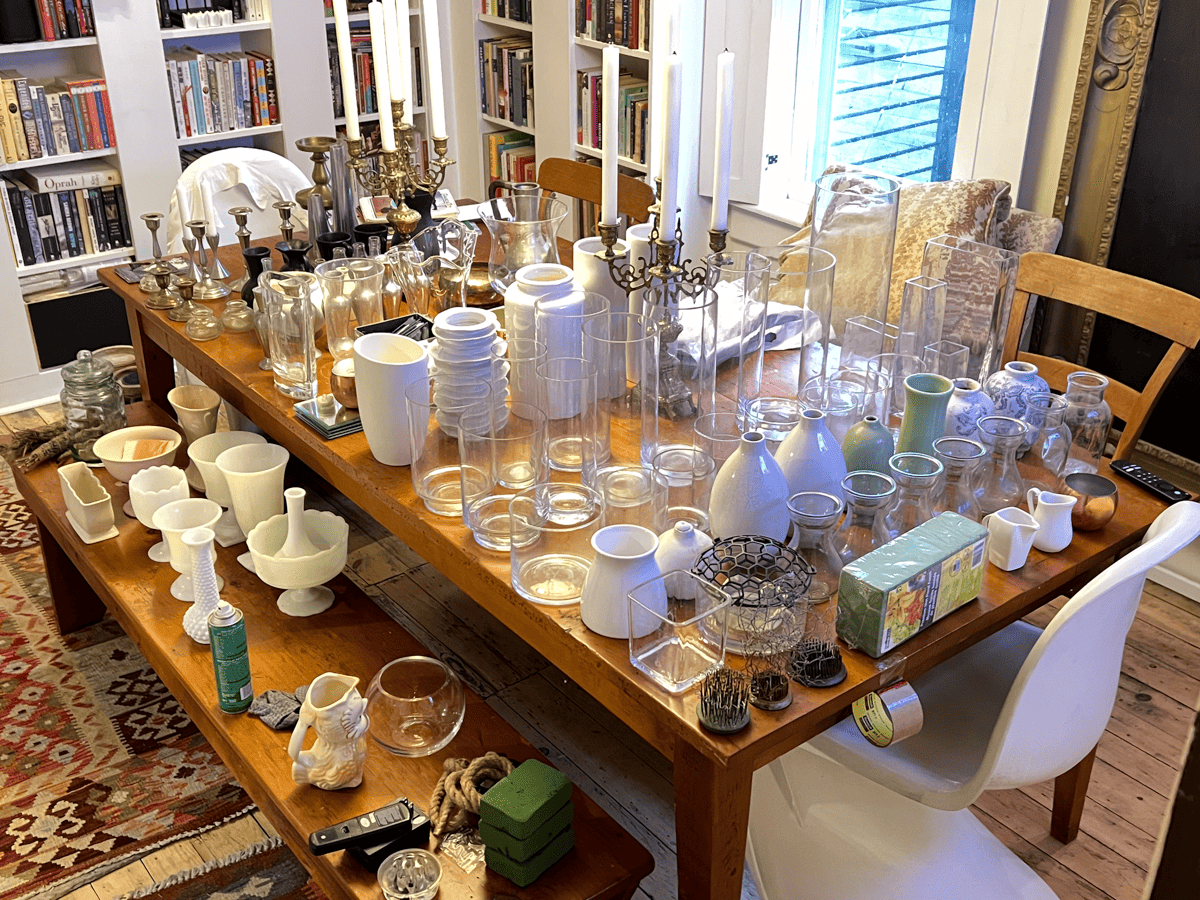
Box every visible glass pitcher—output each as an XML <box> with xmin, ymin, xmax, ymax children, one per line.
<box><xmin>479</xmin><ymin>192</ymin><xmax>568</xmax><ymax>294</ymax></box>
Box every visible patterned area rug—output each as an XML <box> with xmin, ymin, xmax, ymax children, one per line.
<box><xmin>0</xmin><ymin>465</ymin><xmax>253</xmax><ymax>900</ymax></box>
<box><xmin>120</xmin><ymin>838</ymin><xmax>324</xmax><ymax>900</ymax></box>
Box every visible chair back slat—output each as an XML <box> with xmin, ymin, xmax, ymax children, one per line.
<box><xmin>536</xmin><ymin>157</ymin><xmax>656</xmax><ymax>224</ymax></box>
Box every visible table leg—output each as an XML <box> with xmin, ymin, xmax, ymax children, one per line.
<box><xmin>36</xmin><ymin>518</ymin><xmax>106</xmax><ymax>634</ymax></box>
<box><xmin>126</xmin><ymin>306</ymin><xmax>175</xmax><ymax>409</ymax></box>
<box><xmin>1051</xmin><ymin>743</ymin><xmax>1098</xmax><ymax>843</ymax></box>
<box><xmin>674</xmin><ymin>741</ymin><xmax>752</xmax><ymax>900</ymax></box>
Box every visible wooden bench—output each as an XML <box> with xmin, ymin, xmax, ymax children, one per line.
<box><xmin>11</xmin><ymin>402</ymin><xmax>653</xmax><ymax>900</ymax></box>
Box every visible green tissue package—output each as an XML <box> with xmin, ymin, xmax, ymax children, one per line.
<box><xmin>479</xmin><ymin>759</ymin><xmax>572</xmax><ymax>840</ymax></box>
<box><xmin>837</xmin><ymin>512</ymin><xmax>988</xmax><ymax>657</ymax></box>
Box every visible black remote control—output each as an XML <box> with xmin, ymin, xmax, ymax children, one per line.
<box><xmin>308</xmin><ymin>798</ymin><xmax>425</xmax><ymax>856</ymax></box>
<box><xmin>1109</xmin><ymin>460</ymin><xmax>1192</xmax><ymax>504</ymax></box>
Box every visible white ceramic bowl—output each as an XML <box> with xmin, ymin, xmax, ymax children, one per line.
<box><xmin>129</xmin><ymin>466</ymin><xmax>190</xmax><ymax>529</ymax></box>
<box><xmin>188</xmin><ymin>431</ymin><xmax>267</xmax><ymax>505</ymax></box>
<box><xmin>92</xmin><ymin>426</ymin><xmax>183</xmax><ymax>483</ymax></box>
<box><xmin>246</xmin><ymin>508</ymin><xmax>349</xmax><ymax>590</ymax></box>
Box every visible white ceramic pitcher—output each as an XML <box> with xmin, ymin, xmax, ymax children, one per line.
<box><xmin>288</xmin><ymin>672</ymin><xmax>369</xmax><ymax>790</ymax></box>
<box><xmin>1026</xmin><ymin>487</ymin><xmax>1077</xmax><ymax>553</ymax></box>
<box><xmin>981</xmin><ymin>507</ymin><xmax>1041</xmax><ymax>571</ymax></box>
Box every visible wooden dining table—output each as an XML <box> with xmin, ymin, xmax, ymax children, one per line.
<box><xmin>94</xmin><ymin>233</ymin><xmax>1168</xmax><ymax>900</ymax></box>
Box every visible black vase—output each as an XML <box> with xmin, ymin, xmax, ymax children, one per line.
<box><xmin>241</xmin><ymin>247</ymin><xmax>271</xmax><ymax>305</ymax></box>
<box><xmin>316</xmin><ymin>231</ymin><xmax>352</xmax><ymax>261</ymax></box>
<box><xmin>405</xmin><ymin>190</ymin><xmax>437</xmax><ymax>246</ymax></box>
<box><xmin>276</xmin><ymin>241</ymin><xmax>313</xmax><ymax>273</ymax></box>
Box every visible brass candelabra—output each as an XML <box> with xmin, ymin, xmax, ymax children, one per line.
<box><xmin>343</xmin><ymin>99</ymin><xmax>454</xmax><ymax>246</ymax></box>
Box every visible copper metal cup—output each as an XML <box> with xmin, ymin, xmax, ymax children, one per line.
<box><xmin>329</xmin><ymin>358</ymin><xmax>358</xmax><ymax>409</ymax></box>
<box><xmin>1063</xmin><ymin>472</ymin><xmax>1119</xmax><ymax>531</ymax></box>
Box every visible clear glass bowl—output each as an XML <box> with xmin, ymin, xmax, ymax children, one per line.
<box><xmin>365</xmin><ymin>656</ymin><xmax>465</xmax><ymax>757</ymax></box>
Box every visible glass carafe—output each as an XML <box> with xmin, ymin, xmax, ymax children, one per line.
<box><xmin>1063</xmin><ymin>372</ymin><xmax>1112</xmax><ymax>475</ymax></box>
<box><xmin>833</xmin><ymin>471</ymin><xmax>897</xmax><ymax>565</ymax></box>
<box><xmin>785</xmin><ymin>492</ymin><xmax>845</xmax><ymax>604</ymax></box>
<box><xmin>479</xmin><ymin>191</ymin><xmax>568</xmax><ymax>294</ymax></box>
<box><xmin>882</xmin><ymin>453</ymin><xmax>944</xmax><ymax>538</ymax></box>
<box><xmin>975</xmin><ymin>416</ymin><xmax>1028</xmax><ymax>514</ymax></box>
<box><xmin>932</xmin><ymin>437</ymin><xmax>985</xmax><ymax>521</ymax></box>
<box><xmin>1022</xmin><ymin>392</ymin><xmax>1071</xmax><ymax>490</ymax></box>
<box><xmin>60</xmin><ymin>350</ymin><xmax>126</xmax><ymax>464</ymax></box>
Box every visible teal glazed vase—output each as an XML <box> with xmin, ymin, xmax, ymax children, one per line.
<box><xmin>841</xmin><ymin>415</ymin><xmax>894</xmax><ymax>474</ymax></box>
<box><xmin>896</xmin><ymin>373</ymin><xmax>954</xmax><ymax>455</ymax></box>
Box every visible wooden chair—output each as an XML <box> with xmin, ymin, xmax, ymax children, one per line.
<box><xmin>1001</xmin><ymin>252</ymin><xmax>1200</xmax><ymax>460</ymax></box>
<box><xmin>535</xmin><ymin>157</ymin><xmax>656</xmax><ymax>224</ymax></box>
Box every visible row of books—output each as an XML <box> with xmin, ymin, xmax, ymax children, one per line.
<box><xmin>576</xmin><ymin>69</ymin><xmax>648</xmax><ymax>164</ymax></box>
<box><xmin>478</xmin><ymin>37</ymin><xmax>533</xmax><ymax>129</ymax></box>
<box><xmin>0</xmin><ymin>160</ymin><xmax>131</xmax><ymax>267</ymax></box>
<box><xmin>485</xmin><ymin>129</ymin><xmax>534</xmax><ymax>184</ymax></box>
<box><xmin>164</xmin><ymin>48</ymin><xmax>279</xmax><ymax>139</ymax></box>
<box><xmin>479</xmin><ymin>1</ymin><xmax>532</xmax><ymax>24</ymax></box>
<box><xmin>156</xmin><ymin>1</ymin><xmax>268</xmax><ymax>29</ymax></box>
<box><xmin>327</xmin><ymin>27</ymin><xmax>425</xmax><ymax>120</ymax></box>
<box><xmin>0</xmin><ymin>71</ymin><xmax>115</xmax><ymax>165</ymax></box>
<box><xmin>577</xmin><ymin>0</ymin><xmax>652</xmax><ymax>52</ymax></box>
<box><xmin>0</xmin><ymin>0</ymin><xmax>98</xmax><ymax>43</ymax></box>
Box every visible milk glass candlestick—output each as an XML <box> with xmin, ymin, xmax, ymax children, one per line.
<box><xmin>369</xmin><ymin>3</ymin><xmax>396</xmax><ymax>151</ymax></box>
<box><xmin>601</xmin><ymin>44</ymin><xmax>620</xmax><ymax>226</ymax></box>
<box><xmin>659</xmin><ymin>53</ymin><xmax>682</xmax><ymax>238</ymax></box>
<box><xmin>332</xmin><ymin>0</ymin><xmax>360</xmax><ymax>141</ymax></box>
<box><xmin>710</xmin><ymin>51</ymin><xmax>734</xmax><ymax>232</ymax></box>
<box><xmin>420</xmin><ymin>0</ymin><xmax>447</xmax><ymax>139</ymax></box>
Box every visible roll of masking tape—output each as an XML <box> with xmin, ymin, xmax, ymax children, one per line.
<box><xmin>852</xmin><ymin>680</ymin><xmax>923</xmax><ymax>747</ymax></box>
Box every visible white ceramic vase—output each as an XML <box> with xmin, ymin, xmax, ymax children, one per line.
<box><xmin>573</xmin><ymin>235</ymin><xmax>628</xmax><ymax>322</ymax></box>
<box><xmin>625</xmin><ymin>223</ymin><xmax>654</xmax><ymax>318</ymax></box>
<box><xmin>152</xmin><ymin>498</ymin><xmax>224</xmax><ymax>600</ymax></box>
<box><xmin>288</xmin><ymin>672</ymin><xmax>369</xmax><ymax>790</ymax></box>
<box><xmin>944</xmin><ymin>378</ymin><xmax>995</xmax><ymax>437</ymax></box>
<box><xmin>709</xmin><ymin>432</ymin><xmax>790</xmax><ymax>541</ymax></box>
<box><xmin>353</xmin><ymin>333</ymin><xmax>430</xmax><ymax>466</ymax></box>
<box><xmin>774</xmin><ymin>409</ymin><xmax>848</xmax><ymax>502</ymax></box>
<box><xmin>581</xmin><ymin>524</ymin><xmax>665</xmax><ymax>640</ymax></box>
<box><xmin>181</xmin><ymin>526</ymin><xmax>221</xmax><ymax>644</ymax></box>
<box><xmin>188</xmin><ymin>431</ymin><xmax>268</xmax><ymax>546</ymax></box>
<box><xmin>168</xmin><ymin>384</ymin><xmax>222</xmax><ymax>491</ymax></box>
<box><xmin>655</xmin><ymin>522</ymin><xmax>714</xmax><ymax>600</ymax></box>
<box><xmin>129</xmin><ymin>465</ymin><xmax>190</xmax><ymax>560</ymax></box>
<box><xmin>215</xmin><ymin>442</ymin><xmax>290</xmax><ymax>552</ymax></box>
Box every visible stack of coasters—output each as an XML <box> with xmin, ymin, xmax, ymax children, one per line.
<box><xmin>479</xmin><ymin>759</ymin><xmax>574</xmax><ymax>887</ymax></box>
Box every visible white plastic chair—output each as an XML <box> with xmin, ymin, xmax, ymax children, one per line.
<box><xmin>747</xmin><ymin>500</ymin><xmax>1200</xmax><ymax>900</ymax></box>
<box><xmin>166</xmin><ymin>148</ymin><xmax>311</xmax><ymax>253</ymax></box>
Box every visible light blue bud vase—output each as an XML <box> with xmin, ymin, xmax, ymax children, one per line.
<box><xmin>841</xmin><ymin>415</ymin><xmax>894</xmax><ymax>474</ymax></box>
<box><xmin>896</xmin><ymin>373</ymin><xmax>954</xmax><ymax>455</ymax></box>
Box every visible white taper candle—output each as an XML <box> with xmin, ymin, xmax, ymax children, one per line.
<box><xmin>369</xmin><ymin>3</ymin><xmax>396</xmax><ymax>152</ymax></box>
<box><xmin>420</xmin><ymin>0</ymin><xmax>447</xmax><ymax>139</ymax></box>
<box><xmin>711</xmin><ymin>51</ymin><xmax>735</xmax><ymax>232</ymax></box>
<box><xmin>332</xmin><ymin>0</ymin><xmax>360</xmax><ymax>141</ymax></box>
<box><xmin>601</xmin><ymin>44</ymin><xmax>620</xmax><ymax>226</ymax></box>
<box><xmin>660</xmin><ymin>53</ymin><xmax>682</xmax><ymax>239</ymax></box>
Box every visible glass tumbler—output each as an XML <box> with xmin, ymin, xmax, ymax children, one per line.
<box><xmin>628</xmin><ymin>571</ymin><xmax>731</xmax><ymax>694</ymax></box>
<box><xmin>534</xmin><ymin>291</ymin><xmax>609</xmax><ymax>366</ymax></box>
<box><xmin>1022</xmin><ymin>392</ymin><xmax>1071</xmax><ymax>491</ymax></box>
<box><xmin>693</xmin><ymin>412</ymin><xmax>743</xmax><ymax>468</ymax></box>
<box><xmin>583</xmin><ymin>312</ymin><xmax>660</xmax><ymax>473</ymax></box>
<box><xmin>537</xmin><ymin>357</ymin><xmax>600</xmax><ymax>484</ymax></box>
<box><xmin>405</xmin><ymin>382</ymin><xmax>493</xmax><ymax>517</ymax></box>
<box><xmin>317</xmin><ymin>258</ymin><xmax>385</xmax><ymax>360</ymax></box>
<box><xmin>651</xmin><ymin>446</ymin><xmax>716</xmax><ymax>531</ymax></box>
<box><xmin>704</xmin><ymin>250</ymin><xmax>772</xmax><ymax>429</ymax></box>
<box><xmin>833</xmin><ymin>470</ymin><xmax>897</xmax><ymax>565</ymax></box>
<box><xmin>785</xmin><ymin>491</ymin><xmax>845</xmax><ymax>604</ymax></box>
<box><xmin>365</xmin><ymin>656</ymin><xmax>465</xmax><ymax>757</ymax></box>
<box><xmin>509</xmin><ymin>483</ymin><xmax>604</xmax><ymax>606</ymax></box>
<box><xmin>932</xmin><ymin>437</ymin><xmax>986</xmax><ymax>521</ymax></box>
<box><xmin>882</xmin><ymin>452</ymin><xmax>944</xmax><ymax>538</ymax></box>
<box><xmin>975</xmin><ymin>415</ymin><xmax>1028</xmax><ymax>515</ymax></box>
<box><xmin>1063</xmin><ymin>371</ymin><xmax>1113</xmax><ymax>475</ymax></box>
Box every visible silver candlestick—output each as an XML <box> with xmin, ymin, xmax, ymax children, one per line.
<box><xmin>206</xmin><ymin>232</ymin><xmax>230</xmax><ymax>280</ymax></box>
<box><xmin>186</xmin><ymin>220</ymin><xmax>230</xmax><ymax>300</ymax></box>
<box><xmin>274</xmin><ymin>200</ymin><xmax>296</xmax><ymax>243</ymax></box>
<box><xmin>228</xmin><ymin>206</ymin><xmax>253</xmax><ymax>293</ymax></box>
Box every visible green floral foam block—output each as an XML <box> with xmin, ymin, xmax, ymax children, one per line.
<box><xmin>479</xmin><ymin>759</ymin><xmax>572</xmax><ymax>841</ymax></box>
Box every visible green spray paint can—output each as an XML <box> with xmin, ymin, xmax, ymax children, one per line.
<box><xmin>208</xmin><ymin>601</ymin><xmax>253</xmax><ymax>714</ymax></box>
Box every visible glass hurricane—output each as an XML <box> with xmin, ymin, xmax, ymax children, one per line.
<box><xmin>364</xmin><ymin>656</ymin><xmax>466</xmax><ymax>757</ymax></box>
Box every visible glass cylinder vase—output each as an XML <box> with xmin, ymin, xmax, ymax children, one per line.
<box><xmin>705</xmin><ymin>251</ymin><xmax>772</xmax><ymax>431</ymax></box>
<box><xmin>1063</xmin><ymin>372</ymin><xmax>1112</xmax><ymax>475</ymax></box>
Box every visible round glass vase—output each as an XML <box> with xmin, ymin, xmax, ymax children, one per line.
<box><xmin>931</xmin><ymin>437</ymin><xmax>986</xmax><ymax>522</ymax></box>
<box><xmin>1063</xmin><ymin>372</ymin><xmax>1113</xmax><ymax>475</ymax></box>
<box><xmin>974</xmin><ymin>415</ymin><xmax>1028</xmax><ymax>515</ymax></box>
<box><xmin>833</xmin><ymin>470</ymin><xmax>897</xmax><ymax>565</ymax></box>
<box><xmin>882</xmin><ymin>453</ymin><xmax>944</xmax><ymax>538</ymax></box>
<box><xmin>1022</xmin><ymin>392</ymin><xmax>1071</xmax><ymax>491</ymax></box>
<box><xmin>785</xmin><ymin>492</ymin><xmax>845</xmax><ymax>604</ymax></box>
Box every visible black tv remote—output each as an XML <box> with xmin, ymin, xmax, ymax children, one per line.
<box><xmin>308</xmin><ymin>798</ymin><xmax>426</xmax><ymax>856</ymax></box>
<box><xmin>1109</xmin><ymin>460</ymin><xmax>1193</xmax><ymax>504</ymax></box>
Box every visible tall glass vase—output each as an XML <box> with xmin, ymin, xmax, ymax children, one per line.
<box><xmin>706</xmin><ymin>251</ymin><xmax>773</xmax><ymax>431</ymax></box>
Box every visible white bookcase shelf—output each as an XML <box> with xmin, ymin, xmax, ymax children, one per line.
<box><xmin>161</xmin><ymin>22</ymin><xmax>273</xmax><ymax>41</ymax></box>
<box><xmin>177</xmin><ymin>123</ymin><xmax>283</xmax><ymax>147</ymax></box>
<box><xmin>0</xmin><ymin>147</ymin><xmax>118</xmax><ymax>174</ymax></box>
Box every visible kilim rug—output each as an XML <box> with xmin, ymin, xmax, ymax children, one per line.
<box><xmin>0</xmin><ymin>463</ymin><xmax>254</xmax><ymax>900</ymax></box>
<box><xmin>118</xmin><ymin>838</ymin><xmax>324</xmax><ymax>900</ymax></box>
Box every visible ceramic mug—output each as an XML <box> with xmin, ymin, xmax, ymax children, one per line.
<box><xmin>1026</xmin><ymin>487</ymin><xmax>1077</xmax><ymax>553</ymax></box>
<box><xmin>353</xmin><ymin>333</ymin><xmax>429</xmax><ymax>466</ymax></box>
<box><xmin>982</xmin><ymin>506</ymin><xmax>1040</xmax><ymax>571</ymax></box>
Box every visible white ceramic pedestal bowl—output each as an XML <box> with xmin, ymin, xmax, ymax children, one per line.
<box><xmin>215</xmin><ymin>442</ymin><xmax>290</xmax><ymax>568</ymax></box>
<box><xmin>92</xmin><ymin>425</ymin><xmax>183</xmax><ymax>516</ymax></box>
<box><xmin>128</xmin><ymin>466</ymin><xmax>190</xmax><ymax>561</ymax></box>
<box><xmin>152</xmin><ymin>498</ymin><xmax>224</xmax><ymax>600</ymax></box>
<box><xmin>188</xmin><ymin>431</ymin><xmax>267</xmax><ymax>546</ymax></box>
<box><xmin>168</xmin><ymin>384</ymin><xmax>222</xmax><ymax>491</ymax></box>
<box><xmin>246</xmin><ymin>508</ymin><xmax>349</xmax><ymax>617</ymax></box>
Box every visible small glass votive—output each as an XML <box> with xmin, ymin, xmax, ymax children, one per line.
<box><xmin>598</xmin><ymin>466</ymin><xmax>657</xmax><ymax>529</ymax></box>
<box><xmin>405</xmin><ymin>382</ymin><xmax>493</xmax><ymax>517</ymax></box>
<box><xmin>693</xmin><ymin>412</ymin><xmax>742</xmax><ymax>467</ymax></box>
<box><xmin>509</xmin><ymin>483</ymin><xmax>604</xmax><ymax>606</ymax></box>
<box><xmin>745</xmin><ymin>397</ymin><xmax>805</xmax><ymax>451</ymax></box>
<box><xmin>378</xmin><ymin>848</ymin><xmax>442</xmax><ymax>900</ymax></box>
<box><xmin>365</xmin><ymin>656</ymin><xmax>465</xmax><ymax>757</ymax></box>
<box><xmin>651</xmin><ymin>446</ymin><xmax>715</xmax><ymax>531</ymax></box>
<box><xmin>537</xmin><ymin>357</ymin><xmax>600</xmax><ymax>484</ymax></box>
<box><xmin>458</xmin><ymin>402</ymin><xmax>548</xmax><ymax>550</ymax></box>
<box><xmin>628</xmin><ymin>572</ymin><xmax>731</xmax><ymax>694</ymax></box>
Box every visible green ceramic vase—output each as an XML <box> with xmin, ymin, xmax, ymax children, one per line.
<box><xmin>896</xmin><ymin>373</ymin><xmax>955</xmax><ymax>455</ymax></box>
<box><xmin>841</xmin><ymin>415</ymin><xmax>894</xmax><ymax>474</ymax></box>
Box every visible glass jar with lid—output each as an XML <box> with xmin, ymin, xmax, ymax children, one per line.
<box><xmin>60</xmin><ymin>350</ymin><xmax>127</xmax><ymax>464</ymax></box>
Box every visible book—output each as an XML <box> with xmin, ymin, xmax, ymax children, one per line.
<box><xmin>2</xmin><ymin>178</ymin><xmax>36</xmax><ymax>266</ymax></box>
<box><xmin>96</xmin><ymin>81</ymin><xmax>114</xmax><ymax>146</ymax></box>
<box><xmin>5</xmin><ymin>72</ymin><xmax>42</xmax><ymax>159</ymax></box>
<box><xmin>14</xmin><ymin>160</ymin><xmax>121</xmax><ymax>193</ymax></box>
<box><xmin>1</xmin><ymin>76</ymin><xmax>29</xmax><ymax>161</ymax></box>
<box><xmin>0</xmin><ymin>81</ymin><xmax>18</xmax><ymax>164</ymax></box>
<box><xmin>17</xmin><ymin>182</ymin><xmax>44</xmax><ymax>263</ymax></box>
<box><xmin>99</xmin><ymin>185</ymin><xmax>122</xmax><ymax>248</ymax></box>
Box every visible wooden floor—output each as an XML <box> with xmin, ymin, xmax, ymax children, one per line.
<box><xmin>5</xmin><ymin>405</ymin><xmax>1199</xmax><ymax>900</ymax></box>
